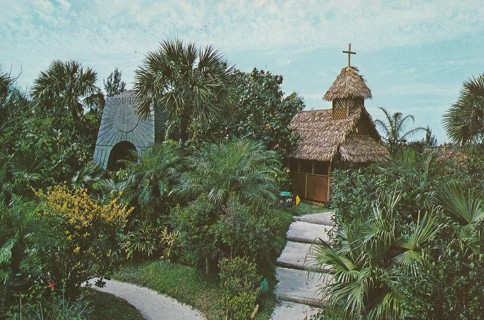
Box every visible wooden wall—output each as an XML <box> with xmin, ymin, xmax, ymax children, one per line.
<box><xmin>290</xmin><ymin>160</ymin><xmax>330</xmax><ymax>203</ymax></box>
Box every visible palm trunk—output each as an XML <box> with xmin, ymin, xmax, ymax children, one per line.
<box><xmin>205</xmin><ymin>257</ymin><xmax>210</xmax><ymax>275</ymax></box>
<box><xmin>178</xmin><ymin>114</ymin><xmax>189</xmax><ymax>150</ymax></box>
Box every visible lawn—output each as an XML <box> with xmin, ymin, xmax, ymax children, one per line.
<box><xmin>114</xmin><ymin>259</ymin><xmax>279</xmax><ymax>320</ymax></box>
<box><xmin>113</xmin><ymin>208</ymin><xmax>293</xmax><ymax>320</ymax></box>
<box><xmin>84</xmin><ymin>289</ymin><xmax>145</xmax><ymax>320</ymax></box>
<box><xmin>290</xmin><ymin>201</ymin><xmax>330</xmax><ymax>216</ymax></box>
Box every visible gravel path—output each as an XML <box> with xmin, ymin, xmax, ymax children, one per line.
<box><xmin>85</xmin><ymin>279</ymin><xmax>206</xmax><ymax>320</ymax></box>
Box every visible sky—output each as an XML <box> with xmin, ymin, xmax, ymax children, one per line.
<box><xmin>1</xmin><ymin>0</ymin><xmax>483</xmax><ymax>143</ymax></box>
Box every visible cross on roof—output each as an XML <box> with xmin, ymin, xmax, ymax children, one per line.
<box><xmin>342</xmin><ymin>43</ymin><xmax>356</xmax><ymax>67</ymax></box>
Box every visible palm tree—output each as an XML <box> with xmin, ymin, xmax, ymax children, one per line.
<box><xmin>375</xmin><ymin>107</ymin><xmax>425</xmax><ymax>153</ymax></box>
<box><xmin>0</xmin><ymin>196</ymin><xmax>44</xmax><ymax>310</ymax></box>
<box><xmin>31</xmin><ymin>60</ymin><xmax>104</xmax><ymax>121</ymax></box>
<box><xmin>310</xmin><ymin>192</ymin><xmax>443</xmax><ymax>319</ymax></box>
<box><xmin>434</xmin><ymin>182</ymin><xmax>482</xmax><ymax>254</ymax></box>
<box><xmin>443</xmin><ymin>74</ymin><xmax>484</xmax><ymax>145</ymax></box>
<box><xmin>175</xmin><ymin>139</ymin><xmax>281</xmax><ymax>207</ymax></box>
<box><xmin>121</xmin><ymin>141</ymin><xmax>182</xmax><ymax>220</ymax></box>
<box><xmin>134</xmin><ymin>39</ymin><xmax>233</xmax><ymax>148</ymax></box>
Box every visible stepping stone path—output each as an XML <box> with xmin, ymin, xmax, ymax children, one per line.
<box><xmin>271</xmin><ymin>211</ymin><xmax>335</xmax><ymax>320</ymax></box>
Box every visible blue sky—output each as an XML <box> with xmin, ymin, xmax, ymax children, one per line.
<box><xmin>1</xmin><ymin>0</ymin><xmax>483</xmax><ymax>143</ymax></box>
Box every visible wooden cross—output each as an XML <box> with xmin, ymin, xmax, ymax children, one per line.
<box><xmin>342</xmin><ymin>43</ymin><xmax>356</xmax><ymax>67</ymax></box>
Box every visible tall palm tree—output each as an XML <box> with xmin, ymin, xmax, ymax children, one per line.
<box><xmin>443</xmin><ymin>74</ymin><xmax>484</xmax><ymax>145</ymax></box>
<box><xmin>134</xmin><ymin>39</ymin><xmax>233</xmax><ymax>148</ymax></box>
<box><xmin>375</xmin><ymin>107</ymin><xmax>425</xmax><ymax>153</ymax></box>
<box><xmin>31</xmin><ymin>60</ymin><xmax>104</xmax><ymax>121</ymax></box>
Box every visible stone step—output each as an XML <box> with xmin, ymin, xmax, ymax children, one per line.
<box><xmin>270</xmin><ymin>301</ymin><xmax>321</xmax><ymax>320</ymax></box>
<box><xmin>276</xmin><ymin>241</ymin><xmax>331</xmax><ymax>272</ymax></box>
<box><xmin>295</xmin><ymin>211</ymin><xmax>335</xmax><ymax>226</ymax></box>
<box><xmin>286</xmin><ymin>221</ymin><xmax>333</xmax><ymax>244</ymax></box>
<box><xmin>277</xmin><ymin>241</ymin><xmax>313</xmax><ymax>270</ymax></box>
<box><xmin>274</xmin><ymin>267</ymin><xmax>333</xmax><ymax>307</ymax></box>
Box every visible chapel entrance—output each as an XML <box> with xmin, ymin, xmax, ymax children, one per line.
<box><xmin>107</xmin><ymin>141</ymin><xmax>137</xmax><ymax>171</ymax></box>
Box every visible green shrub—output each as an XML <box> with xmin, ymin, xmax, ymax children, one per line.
<box><xmin>33</xmin><ymin>185</ymin><xmax>132</xmax><ymax>294</ymax></box>
<box><xmin>329</xmin><ymin>166</ymin><xmax>380</xmax><ymax>225</ymax></box>
<box><xmin>7</xmin><ymin>282</ymin><xmax>91</xmax><ymax>320</ymax></box>
<box><xmin>172</xmin><ymin>194</ymin><xmax>289</xmax><ymax>276</ymax></box>
<box><xmin>219</xmin><ymin>257</ymin><xmax>261</xmax><ymax>320</ymax></box>
<box><xmin>326</xmin><ymin>147</ymin><xmax>484</xmax><ymax>319</ymax></box>
<box><xmin>121</xmin><ymin>220</ymin><xmax>179</xmax><ymax>261</ymax></box>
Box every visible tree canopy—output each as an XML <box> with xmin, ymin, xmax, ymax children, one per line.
<box><xmin>31</xmin><ymin>60</ymin><xmax>104</xmax><ymax>122</ymax></box>
<box><xmin>104</xmin><ymin>67</ymin><xmax>126</xmax><ymax>97</ymax></box>
<box><xmin>375</xmin><ymin>107</ymin><xmax>425</xmax><ymax>153</ymax></box>
<box><xmin>443</xmin><ymin>74</ymin><xmax>484</xmax><ymax>145</ymax></box>
<box><xmin>134</xmin><ymin>39</ymin><xmax>233</xmax><ymax>148</ymax></box>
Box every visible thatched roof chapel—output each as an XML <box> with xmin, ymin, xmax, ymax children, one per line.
<box><xmin>289</xmin><ymin>65</ymin><xmax>389</xmax><ymax>163</ymax></box>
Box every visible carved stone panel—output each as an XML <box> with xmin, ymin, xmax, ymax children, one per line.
<box><xmin>93</xmin><ymin>91</ymin><xmax>155</xmax><ymax>169</ymax></box>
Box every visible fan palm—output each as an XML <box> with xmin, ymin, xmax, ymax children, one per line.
<box><xmin>434</xmin><ymin>182</ymin><xmax>483</xmax><ymax>255</ymax></box>
<box><xmin>31</xmin><ymin>60</ymin><xmax>104</xmax><ymax>121</ymax></box>
<box><xmin>134</xmin><ymin>39</ymin><xmax>233</xmax><ymax>148</ymax></box>
<box><xmin>71</xmin><ymin>160</ymin><xmax>103</xmax><ymax>189</ymax></box>
<box><xmin>310</xmin><ymin>192</ymin><xmax>443</xmax><ymax>319</ymax></box>
<box><xmin>443</xmin><ymin>74</ymin><xmax>484</xmax><ymax>145</ymax></box>
<box><xmin>176</xmin><ymin>139</ymin><xmax>281</xmax><ymax>207</ymax></box>
<box><xmin>375</xmin><ymin>107</ymin><xmax>425</xmax><ymax>153</ymax></box>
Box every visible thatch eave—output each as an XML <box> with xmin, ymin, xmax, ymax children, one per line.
<box><xmin>289</xmin><ymin>108</ymin><xmax>362</xmax><ymax>162</ymax></box>
<box><xmin>339</xmin><ymin>134</ymin><xmax>390</xmax><ymax>162</ymax></box>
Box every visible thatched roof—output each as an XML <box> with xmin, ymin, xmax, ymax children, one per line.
<box><xmin>339</xmin><ymin>134</ymin><xmax>390</xmax><ymax>162</ymax></box>
<box><xmin>323</xmin><ymin>66</ymin><xmax>372</xmax><ymax>101</ymax></box>
<box><xmin>289</xmin><ymin>107</ymin><xmax>389</xmax><ymax>163</ymax></box>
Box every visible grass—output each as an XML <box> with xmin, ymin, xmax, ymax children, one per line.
<box><xmin>83</xmin><ymin>289</ymin><xmax>144</xmax><ymax>320</ymax></box>
<box><xmin>114</xmin><ymin>209</ymin><xmax>294</xmax><ymax>320</ymax></box>
<box><xmin>115</xmin><ymin>260</ymin><xmax>224</xmax><ymax>319</ymax></box>
<box><xmin>289</xmin><ymin>201</ymin><xmax>330</xmax><ymax>216</ymax></box>
<box><xmin>0</xmin><ymin>283</ymin><xmax>144</xmax><ymax>319</ymax></box>
<box><xmin>115</xmin><ymin>260</ymin><xmax>281</xmax><ymax>320</ymax></box>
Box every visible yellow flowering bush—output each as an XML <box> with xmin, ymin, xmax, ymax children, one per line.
<box><xmin>35</xmin><ymin>185</ymin><xmax>132</xmax><ymax>294</ymax></box>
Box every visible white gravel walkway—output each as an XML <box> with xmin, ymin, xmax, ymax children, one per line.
<box><xmin>85</xmin><ymin>279</ymin><xmax>206</xmax><ymax>320</ymax></box>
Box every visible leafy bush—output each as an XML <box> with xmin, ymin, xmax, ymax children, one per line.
<box><xmin>34</xmin><ymin>185</ymin><xmax>132</xmax><ymax>294</ymax></box>
<box><xmin>116</xmin><ymin>141</ymin><xmax>182</xmax><ymax>222</ymax></box>
<box><xmin>324</xmin><ymin>146</ymin><xmax>484</xmax><ymax>319</ymax></box>
<box><xmin>219</xmin><ymin>257</ymin><xmax>261</xmax><ymax>320</ymax></box>
<box><xmin>6</xmin><ymin>280</ymin><xmax>91</xmax><ymax>320</ymax></box>
<box><xmin>172</xmin><ymin>139</ymin><xmax>287</xmax><ymax>275</ymax></box>
<box><xmin>121</xmin><ymin>220</ymin><xmax>179</xmax><ymax>261</ymax></box>
<box><xmin>312</xmin><ymin>192</ymin><xmax>443</xmax><ymax>319</ymax></box>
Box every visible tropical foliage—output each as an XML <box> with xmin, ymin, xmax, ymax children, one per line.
<box><xmin>321</xmin><ymin>145</ymin><xmax>483</xmax><ymax>319</ymax></box>
<box><xmin>172</xmin><ymin>139</ymin><xmax>289</xmax><ymax>274</ymax></box>
<box><xmin>31</xmin><ymin>60</ymin><xmax>104</xmax><ymax>122</ymax></box>
<box><xmin>443</xmin><ymin>74</ymin><xmax>484</xmax><ymax>145</ymax></box>
<box><xmin>375</xmin><ymin>107</ymin><xmax>425</xmax><ymax>153</ymax></box>
<box><xmin>191</xmin><ymin>68</ymin><xmax>305</xmax><ymax>156</ymax></box>
<box><xmin>34</xmin><ymin>185</ymin><xmax>132</xmax><ymax>294</ymax></box>
<box><xmin>104</xmin><ymin>67</ymin><xmax>127</xmax><ymax>97</ymax></box>
<box><xmin>134</xmin><ymin>39</ymin><xmax>233</xmax><ymax>148</ymax></box>
<box><xmin>312</xmin><ymin>193</ymin><xmax>442</xmax><ymax>319</ymax></box>
<box><xmin>176</xmin><ymin>139</ymin><xmax>281</xmax><ymax>206</ymax></box>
